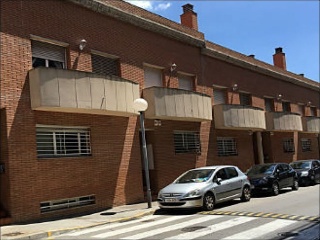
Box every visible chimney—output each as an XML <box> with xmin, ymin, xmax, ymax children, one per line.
<box><xmin>248</xmin><ymin>54</ymin><xmax>255</xmax><ymax>58</ymax></box>
<box><xmin>273</xmin><ymin>47</ymin><xmax>287</xmax><ymax>70</ymax></box>
<box><xmin>180</xmin><ymin>4</ymin><xmax>198</xmax><ymax>31</ymax></box>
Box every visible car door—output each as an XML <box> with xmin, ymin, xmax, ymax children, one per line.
<box><xmin>212</xmin><ymin>168</ymin><xmax>230</xmax><ymax>201</ymax></box>
<box><xmin>312</xmin><ymin>160</ymin><xmax>320</xmax><ymax>182</ymax></box>
<box><xmin>281</xmin><ymin>164</ymin><xmax>292</xmax><ymax>187</ymax></box>
<box><xmin>224</xmin><ymin>167</ymin><xmax>243</xmax><ymax>198</ymax></box>
<box><xmin>275</xmin><ymin>165</ymin><xmax>287</xmax><ymax>188</ymax></box>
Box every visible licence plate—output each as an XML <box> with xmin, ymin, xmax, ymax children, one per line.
<box><xmin>164</xmin><ymin>198</ymin><xmax>178</xmax><ymax>202</ymax></box>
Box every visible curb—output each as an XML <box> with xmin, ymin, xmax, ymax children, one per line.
<box><xmin>1</xmin><ymin>209</ymin><xmax>156</xmax><ymax>240</ymax></box>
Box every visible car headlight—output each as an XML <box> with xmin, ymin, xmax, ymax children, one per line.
<box><xmin>300</xmin><ymin>171</ymin><xmax>309</xmax><ymax>177</ymax></box>
<box><xmin>185</xmin><ymin>189</ymin><xmax>201</xmax><ymax>197</ymax></box>
<box><xmin>157</xmin><ymin>191</ymin><xmax>163</xmax><ymax>198</ymax></box>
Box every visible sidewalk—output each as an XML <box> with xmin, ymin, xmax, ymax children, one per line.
<box><xmin>0</xmin><ymin>201</ymin><xmax>159</xmax><ymax>240</ymax></box>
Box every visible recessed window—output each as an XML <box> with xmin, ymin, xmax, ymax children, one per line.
<box><xmin>282</xmin><ymin>101</ymin><xmax>291</xmax><ymax>113</ymax></box>
<box><xmin>283</xmin><ymin>138</ymin><xmax>294</xmax><ymax>153</ymax></box>
<box><xmin>301</xmin><ymin>138</ymin><xmax>311</xmax><ymax>152</ymax></box>
<box><xmin>310</xmin><ymin>107</ymin><xmax>317</xmax><ymax>117</ymax></box>
<box><xmin>298</xmin><ymin>105</ymin><xmax>305</xmax><ymax>116</ymax></box>
<box><xmin>91</xmin><ymin>53</ymin><xmax>119</xmax><ymax>76</ymax></box>
<box><xmin>240</xmin><ymin>93</ymin><xmax>251</xmax><ymax>106</ymax></box>
<box><xmin>144</xmin><ymin>66</ymin><xmax>163</xmax><ymax>88</ymax></box>
<box><xmin>178</xmin><ymin>74</ymin><xmax>193</xmax><ymax>91</ymax></box>
<box><xmin>36</xmin><ymin>126</ymin><xmax>91</xmax><ymax>158</ymax></box>
<box><xmin>174</xmin><ymin>131</ymin><xmax>201</xmax><ymax>154</ymax></box>
<box><xmin>264</xmin><ymin>98</ymin><xmax>275</xmax><ymax>112</ymax></box>
<box><xmin>217</xmin><ymin>137</ymin><xmax>238</xmax><ymax>157</ymax></box>
<box><xmin>213</xmin><ymin>89</ymin><xmax>226</xmax><ymax>105</ymax></box>
<box><xmin>31</xmin><ymin>41</ymin><xmax>66</xmax><ymax>69</ymax></box>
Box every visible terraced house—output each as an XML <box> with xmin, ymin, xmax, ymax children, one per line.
<box><xmin>1</xmin><ymin>0</ymin><xmax>319</xmax><ymax>224</ymax></box>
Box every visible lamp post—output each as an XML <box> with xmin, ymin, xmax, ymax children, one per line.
<box><xmin>133</xmin><ymin>98</ymin><xmax>152</xmax><ymax>208</ymax></box>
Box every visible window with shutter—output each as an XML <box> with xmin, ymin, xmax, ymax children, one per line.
<box><xmin>31</xmin><ymin>41</ymin><xmax>66</xmax><ymax>69</ymax></box>
<box><xmin>264</xmin><ymin>98</ymin><xmax>274</xmax><ymax>112</ymax></box>
<box><xmin>213</xmin><ymin>90</ymin><xmax>226</xmax><ymax>105</ymax></box>
<box><xmin>91</xmin><ymin>54</ymin><xmax>119</xmax><ymax>76</ymax></box>
<box><xmin>144</xmin><ymin>66</ymin><xmax>162</xmax><ymax>88</ymax></box>
<box><xmin>178</xmin><ymin>74</ymin><xmax>193</xmax><ymax>91</ymax></box>
<box><xmin>282</xmin><ymin>101</ymin><xmax>291</xmax><ymax>112</ymax></box>
<box><xmin>240</xmin><ymin>93</ymin><xmax>251</xmax><ymax>106</ymax></box>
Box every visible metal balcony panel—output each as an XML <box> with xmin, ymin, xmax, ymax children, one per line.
<box><xmin>214</xmin><ymin>104</ymin><xmax>266</xmax><ymax>130</ymax></box>
<box><xmin>266</xmin><ymin>112</ymin><xmax>302</xmax><ymax>132</ymax></box>
<box><xmin>29</xmin><ymin>67</ymin><xmax>139</xmax><ymax>117</ymax></box>
<box><xmin>143</xmin><ymin>87</ymin><xmax>212</xmax><ymax>122</ymax></box>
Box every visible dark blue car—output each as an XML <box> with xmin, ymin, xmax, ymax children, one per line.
<box><xmin>290</xmin><ymin>160</ymin><xmax>320</xmax><ymax>186</ymax></box>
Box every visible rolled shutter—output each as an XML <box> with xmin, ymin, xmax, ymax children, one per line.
<box><xmin>31</xmin><ymin>41</ymin><xmax>65</xmax><ymax>62</ymax></box>
<box><xmin>213</xmin><ymin>90</ymin><xmax>226</xmax><ymax>105</ymax></box>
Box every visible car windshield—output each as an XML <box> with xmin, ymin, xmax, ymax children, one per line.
<box><xmin>247</xmin><ymin>164</ymin><xmax>276</xmax><ymax>175</ymax></box>
<box><xmin>175</xmin><ymin>169</ymin><xmax>215</xmax><ymax>183</ymax></box>
<box><xmin>290</xmin><ymin>161</ymin><xmax>311</xmax><ymax>169</ymax></box>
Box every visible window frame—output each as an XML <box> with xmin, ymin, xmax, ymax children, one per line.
<box><xmin>173</xmin><ymin>131</ymin><xmax>201</xmax><ymax>154</ymax></box>
<box><xmin>301</xmin><ymin>138</ymin><xmax>312</xmax><ymax>152</ymax></box>
<box><xmin>217</xmin><ymin>137</ymin><xmax>238</xmax><ymax>157</ymax></box>
<box><xmin>283</xmin><ymin>138</ymin><xmax>295</xmax><ymax>153</ymax></box>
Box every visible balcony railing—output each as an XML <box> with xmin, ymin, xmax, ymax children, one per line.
<box><xmin>302</xmin><ymin>116</ymin><xmax>320</xmax><ymax>133</ymax></box>
<box><xmin>29</xmin><ymin>67</ymin><xmax>140</xmax><ymax>117</ymax></box>
<box><xmin>142</xmin><ymin>87</ymin><xmax>212</xmax><ymax>122</ymax></box>
<box><xmin>265</xmin><ymin>112</ymin><xmax>302</xmax><ymax>132</ymax></box>
<box><xmin>213</xmin><ymin>104</ymin><xmax>266</xmax><ymax>130</ymax></box>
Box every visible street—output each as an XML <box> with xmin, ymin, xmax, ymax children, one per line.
<box><xmin>49</xmin><ymin>185</ymin><xmax>319</xmax><ymax>240</ymax></box>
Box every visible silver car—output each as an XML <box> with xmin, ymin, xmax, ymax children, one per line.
<box><xmin>157</xmin><ymin>165</ymin><xmax>251</xmax><ymax>211</ymax></box>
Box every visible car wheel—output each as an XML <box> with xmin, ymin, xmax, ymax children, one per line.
<box><xmin>203</xmin><ymin>193</ymin><xmax>215</xmax><ymax>211</ymax></box>
<box><xmin>292</xmin><ymin>179</ymin><xmax>299</xmax><ymax>190</ymax></box>
<box><xmin>272</xmin><ymin>182</ymin><xmax>279</xmax><ymax>196</ymax></box>
<box><xmin>240</xmin><ymin>186</ymin><xmax>251</xmax><ymax>202</ymax></box>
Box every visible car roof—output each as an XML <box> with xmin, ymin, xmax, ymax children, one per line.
<box><xmin>192</xmin><ymin>165</ymin><xmax>238</xmax><ymax>170</ymax></box>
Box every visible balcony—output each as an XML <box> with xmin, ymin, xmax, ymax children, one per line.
<box><xmin>29</xmin><ymin>67</ymin><xmax>140</xmax><ymax>117</ymax></box>
<box><xmin>265</xmin><ymin>112</ymin><xmax>302</xmax><ymax>132</ymax></box>
<box><xmin>213</xmin><ymin>104</ymin><xmax>266</xmax><ymax>130</ymax></box>
<box><xmin>142</xmin><ymin>87</ymin><xmax>212</xmax><ymax>122</ymax></box>
<box><xmin>302</xmin><ymin>116</ymin><xmax>320</xmax><ymax>133</ymax></box>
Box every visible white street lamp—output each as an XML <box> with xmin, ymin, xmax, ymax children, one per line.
<box><xmin>133</xmin><ymin>98</ymin><xmax>152</xmax><ymax>208</ymax></box>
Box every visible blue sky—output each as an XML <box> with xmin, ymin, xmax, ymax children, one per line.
<box><xmin>125</xmin><ymin>1</ymin><xmax>319</xmax><ymax>82</ymax></box>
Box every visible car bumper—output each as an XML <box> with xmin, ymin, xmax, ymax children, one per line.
<box><xmin>157</xmin><ymin>196</ymin><xmax>203</xmax><ymax>209</ymax></box>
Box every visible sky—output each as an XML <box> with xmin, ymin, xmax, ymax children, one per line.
<box><xmin>125</xmin><ymin>0</ymin><xmax>319</xmax><ymax>82</ymax></box>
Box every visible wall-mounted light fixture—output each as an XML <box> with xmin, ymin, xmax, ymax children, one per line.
<box><xmin>270</xmin><ymin>132</ymin><xmax>274</xmax><ymax>136</ymax></box>
<box><xmin>79</xmin><ymin>39</ymin><xmax>87</xmax><ymax>51</ymax></box>
<box><xmin>170</xmin><ymin>63</ymin><xmax>177</xmax><ymax>72</ymax></box>
<box><xmin>154</xmin><ymin>119</ymin><xmax>162</xmax><ymax>127</ymax></box>
<box><xmin>307</xmin><ymin>101</ymin><xmax>312</xmax><ymax>107</ymax></box>
<box><xmin>248</xmin><ymin>130</ymin><xmax>253</xmax><ymax>136</ymax></box>
<box><xmin>277</xmin><ymin>94</ymin><xmax>282</xmax><ymax>101</ymax></box>
<box><xmin>232</xmin><ymin>83</ymin><xmax>238</xmax><ymax>91</ymax></box>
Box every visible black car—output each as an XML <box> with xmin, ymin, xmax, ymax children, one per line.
<box><xmin>246</xmin><ymin>163</ymin><xmax>299</xmax><ymax>196</ymax></box>
<box><xmin>290</xmin><ymin>160</ymin><xmax>320</xmax><ymax>186</ymax></box>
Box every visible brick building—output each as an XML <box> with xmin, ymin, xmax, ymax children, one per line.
<box><xmin>1</xmin><ymin>0</ymin><xmax>319</xmax><ymax>224</ymax></box>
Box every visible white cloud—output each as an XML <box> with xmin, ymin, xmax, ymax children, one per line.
<box><xmin>125</xmin><ymin>1</ymin><xmax>171</xmax><ymax>11</ymax></box>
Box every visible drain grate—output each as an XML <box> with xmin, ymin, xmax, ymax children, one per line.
<box><xmin>181</xmin><ymin>226</ymin><xmax>207</xmax><ymax>232</ymax></box>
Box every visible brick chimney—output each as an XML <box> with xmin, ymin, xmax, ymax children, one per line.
<box><xmin>180</xmin><ymin>4</ymin><xmax>198</xmax><ymax>31</ymax></box>
<box><xmin>273</xmin><ymin>47</ymin><xmax>286</xmax><ymax>70</ymax></box>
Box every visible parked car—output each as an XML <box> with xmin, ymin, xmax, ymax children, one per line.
<box><xmin>246</xmin><ymin>163</ymin><xmax>299</xmax><ymax>196</ymax></box>
<box><xmin>157</xmin><ymin>165</ymin><xmax>251</xmax><ymax>211</ymax></box>
<box><xmin>290</xmin><ymin>160</ymin><xmax>320</xmax><ymax>186</ymax></box>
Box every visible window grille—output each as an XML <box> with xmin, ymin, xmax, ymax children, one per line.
<box><xmin>282</xmin><ymin>101</ymin><xmax>291</xmax><ymax>112</ymax></box>
<box><xmin>178</xmin><ymin>74</ymin><xmax>193</xmax><ymax>91</ymax></box>
<box><xmin>174</xmin><ymin>131</ymin><xmax>201</xmax><ymax>154</ymax></box>
<box><xmin>283</xmin><ymin>138</ymin><xmax>295</xmax><ymax>153</ymax></box>
<box><xmin>91</xmin><ymin>54</ymin><xmax>119</xmax><ymax>76</ymax></box>
<box><xmin>217</xmin><ymin>137</ymin><xmax>238</xmax><ymax>157</ymax></box>
<box><xmin>213</xmin><ymin>90</ymin><xmax>226</xmax><ymax>105</ymax></box>
<box><xmin>301</xmin><ymin>138</ymin><xmax>311</xmax><ymax>152</ymax></box>
<box><xmin>240</xmin><ymin>93</ymin><xmax>251</xmax><ymax>106</ymax></box>
<box><xmin>40</xmin><ymin>195</ymin><xmax>95</xmax><ymax>213</ymax></box>
<box><xmin>31</xmin><ymin>41</ymin><xmax>65</xmax><ymax>69</ymax></box>
<box><xmin>144</xmin><ymin>66</ymin><xmax>162</xmax><ymax>88</ymax></box>
<box><xmin>36</xmin><ymin>127</ymin><xmax>91</xmax><ymax>158</ymax></box>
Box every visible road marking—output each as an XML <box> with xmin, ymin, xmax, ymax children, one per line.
<box><xmin>120</xmin><ymin>215</ymin><xmax>223</xmax><ymax>240</ymax></box>
<box><xmin>93</xmin><ymin>215</ymin><xmax>195</xmax><ymax>238</ymax></box>
<box><xmin>221</xmin><ymin>219</ymin><xmax>296</xmax><ymax>239</ymax></box>
<box><xmin>163</xmin><ymin>216</ymin><xmax>256</xmax><ymax>240</ymax></box>
<box><xmin>66</xmin><ymin>215</ymin><xmax>161</xmax><ymax>236</ymax></box>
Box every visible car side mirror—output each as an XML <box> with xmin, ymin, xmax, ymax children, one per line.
<box><xmin>215</xmin><ymin>178</ymin><xmax>222</xmax><ymax>184</ymax></box>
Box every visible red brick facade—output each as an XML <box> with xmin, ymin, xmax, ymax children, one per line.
<box><xmin>1</xmin><ymin>0</ymin><xmax>319</xmax><ymax>223</ymax></box>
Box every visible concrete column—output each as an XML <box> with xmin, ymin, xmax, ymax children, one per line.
<box><xmin>256</xmin><ymin>132</ymin><xmax>264</xmax><ymax>164</ymax></box>
<box><xmin>293</xmin><ymin>131</ymin><xmax>299</xmax><ymax>161</ymax></box>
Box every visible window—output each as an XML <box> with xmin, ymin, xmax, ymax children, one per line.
<box><xmin>213</xmin><ymin>90</ymin><xmax>226</xmax><ymax>105</ymax></box>
<box><xmin>91</xmin><ymin>53</ymin><xmax>119</xmax><ymax>76</ymax></box>
<box><xmin>283</xmin><ymin>138</ymin><xmax>295</xmax><ymax>153</ymax></box>
<box><xmin>178</xmin><ymin>74</ymin><xmax>193</xmax><ymax>91</ymax></box>
<box><xmin>144</xmin><ymin>66</ymin><xmax>163</xmax><ymax>88</ymax></box>
<box><xmin>32</xmin><ymin>41</ymin><xmax>66</xmax><ymax>69</ymax></box>
<box><xmin>240</xmin><ymin>93</ymin><xmax>251</xmax><ymax>106</ymax></box>
<box><xmin>298</xmin><ymin>104</ymin><xmax>305</xmax><ymax>116</ymax></box>
<box><xmin>310</xmin><ymin>107</ymin><xmax>317</xmax><ymax>117</ymax></box>
<box><xmin>301</xmin><ymin>138</ymin><xmax>311</xmax><ymax>152</ymax></box>
<box><xmin>217</xmin><ymin>137</ymin><xmax>238</xmax><ymax>157</ymax></box>
<box><xmin>225</xmin><ymin>167</ymin><xmax>238</xmax><ymax>178</ymax></box>
<box><xmin>36</xmin><ymin>126</ymin><xmax>91</xmax><ymax>158</ymax></box>
<box><xmin>174</xmin><ymin>131</ymin><xmax>201</xmax><ymax>154</ymax></box>
<box><xmin>40</xmin><ymin>195</ymin><xmax>95</xmax><ymax>213</ymax></box>
<box><xmin>264</xmin><ymin>98</ymin><xmax>275</xmax><ymax>112</ymax></box>
<box><xmin>282</xmin><ymin>101</ymin><xmax>291</xmax><ymax>112</ymax></box>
